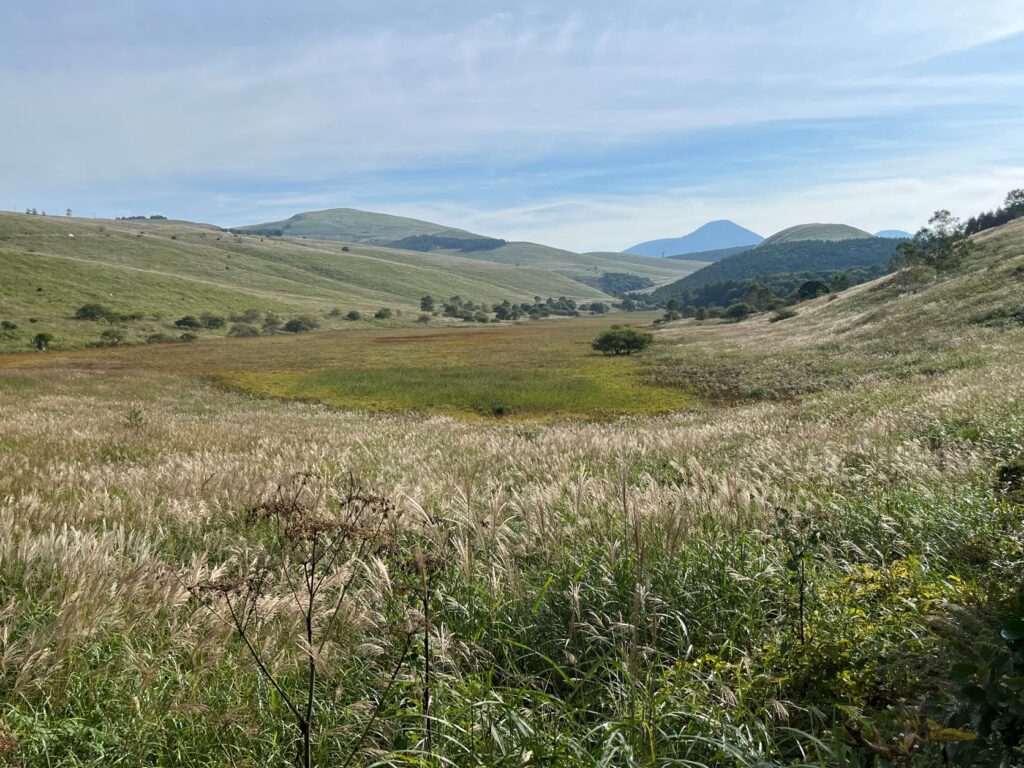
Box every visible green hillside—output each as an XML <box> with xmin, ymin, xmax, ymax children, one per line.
<box><xmin>665</xmin><ymin>244</ymin><xmax>753</xmax><ymax>262</ymax></box>
<box><xmin>241</xmin><ymin>207</ymin><xmax>475</xmax><ymax>244</ymax></box>
<box><xmin>244</xmin><ymin>207</ymin><xmax>704</xmax><ymax>285</ymax></box>
<box><xmin>0</xmin><ymin>213</ymin><xmax>607</xmax><ymax>351</ymax></box>
<box><xmin>760</xmin><ymin>222</ymin><xmax>873</xmax><ymax>246</ymax></box>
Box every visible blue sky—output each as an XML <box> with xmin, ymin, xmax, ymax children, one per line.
<box><xmin>2</xmin><ymin>1</ymin><xmax>1022</xmax><ymax>251</ymax></box>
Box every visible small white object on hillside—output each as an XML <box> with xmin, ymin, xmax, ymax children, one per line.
<box><xmin>68</xmin><ymin>233</ymin><xmax>75</xmax><ymax>238</ymax></box>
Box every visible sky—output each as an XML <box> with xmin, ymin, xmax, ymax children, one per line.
<box><xmin>2</xmin><ymin>0</ymin><xmax>1023</xmax><ymax>252</ymax></box>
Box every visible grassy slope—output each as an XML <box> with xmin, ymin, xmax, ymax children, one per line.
<box><xmin>650</xmin><ymin>217</ymin><xmax>1024</xmax><ymax>399</ymax></box>
<box><xmin>2</xmin><ymin>219</ymin><xmax>1024</xmax><ymax>765</ymax></box>
<box><xmin>1</xmin><ymin>222</ymin><xmax>1024</xmax><ymax>766</ymax></box>
<box><xmin>0</xmin><ymin>213</ymin><xmax>608</xmax><ymax>350</ymax></box>
<box><xmin>760</xmin><ymin>222</ymin><xmax>874</xmax><ymax>245</ymax></box>
<box><xmin>241</xmin><ymin>207</ymin><xmax>475</xmax><ymax>243</ymax></box>
<box><xmin>245</xmin><ymin>206</ymin><xmax>705</xmax><ymax>285</ymax></box>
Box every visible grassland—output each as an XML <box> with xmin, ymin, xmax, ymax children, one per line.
<box><xmin>1</xmin><ymin>220</ymin><xmax>1023</xmax><ymax>766</ymax></box>
<box><xmin>0</xmin><ymin>212</ymin><xmax>615</xmax><ymax>351</ymax></box>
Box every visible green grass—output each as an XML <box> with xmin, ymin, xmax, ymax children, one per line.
<box><xmin>0</xmin><ymin>212</ymin><xmax>613</xmax><ymax>351</ymax></box>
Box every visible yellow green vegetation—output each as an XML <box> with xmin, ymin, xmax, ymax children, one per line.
<box><xmin>0</xmin><ymin>219</ymin><xmax>1023</xmax><ymax>766</ymax></box>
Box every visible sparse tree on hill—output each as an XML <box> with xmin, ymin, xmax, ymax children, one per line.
<box><xmin>796</xmin><ymin>279</ymin><xmax>830</xmax><ymax>301</ymax></box>
<box><xmin>893</xmin><ymin>209</ymin><xmax>973</xmax><ymax>273</ymax></box>
<box><xmin>345</xmin><ymin>310</ymin><xmax>361</xmax><ymax>321</ymax></box>
<box><xmin>724</xmin><ymin>302</ymin><xmax>754</xmax><ymax>321</ymax></box>
<box><xmin>420</xmin><ymin>295</ymin><xmax>435</xmax><ymax>312</ymax></box>
<box><xmin>591</xmin><ymin>326</ymin><xmax>653</xmax><ymax>356</ymax></box>
<box><xmin>66</xmin><ymin>208</ymin><xmax>72</xmax><ymax>217</ymax></box>
<box><xmin>33</xmin><ymin>332</ymin><xmax>53</xmax><ymax>351</ymax></box>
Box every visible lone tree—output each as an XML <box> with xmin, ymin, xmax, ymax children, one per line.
<box><xmin>420</xmin><ymin>295</ymin><xmax>435</xmax><ymax>312</ymax></box>
<box><xmin>892</xmin><ymin>209</ymin><xmax>973</xmax><ymax>273</ymax></box>
<box><xmin>33</xmin><ymin>332</ymin><xmax>54</xmax><ymax>351</ymax></box>
<box><xmin>796</xmin><ymin>279</ymin><xmax>830</xmax><ymax>301</ymax></box>
<box><xmin>724</xmin><ymin>302</ymin><xmax>754</xmax><ymax>321</ymax></box>
<box><xmin>283</xmin><ymin>316</ymin><xmax>320</xmax><ymax>333</ymax></box>
<box><xmin>591</xmin><ymin>326</ymin><xmax>653</xmax><ymax>356</ymax></box>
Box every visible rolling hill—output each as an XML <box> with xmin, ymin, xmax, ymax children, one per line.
<box><xmin>0</xmin><ymin>213</ymin><xmax>612</xmax><ymax>351</ymax></box>
<box><xmin>625</xmin><ymin>220</ymin><xmax>763</xmax><ymax>257</ymax></box>
<box><xmin>651</xmin><ymin>236</ymin><xmax>902</xmax><ymax>306</ymax></box>
<box><xmin>759</xmin><ymin>223</ymin><xmax>873</xmax><ymax>246</ymax></box>
<box><xmin>875</xmin><ymin>229</ymin><xmax>914</xmax><ymax>239</ymax></box>
<box><xmin>242</xmin><ymin>207</ymin><xmax>704</xmax><ymax>286</ymax></box>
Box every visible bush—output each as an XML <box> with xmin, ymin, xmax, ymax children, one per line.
<box><xmin>200</xmin><ymin>313</ymin><xmax>226</xmax><ymax>329</ymax></box>
<box><xmin>0</xmin><ymin>320</ymin><xmax>17</xmax><ymax>332</ymax></box>
<box><xmin>770</xmin><ymin>307</ymin><xmax>798</xmax><ymax>323</ymax></box>
<box><xmin>374</xmin><ymin>308</ymin><xmax>393</xmax><ymax>320</ymax></box>
<box><xmin>145</xmin><ymin>333</ymin><xmax>174</xmax><ymax>344</ymax></box>
<box><xmin>591</xmin><ymin>326</ymin><xmax>653</xmax><ymax>356</ymax></box>
<box><xmin>74</xmin><ymin>303</ymin><xmax>114</xmax><ymax>321</ymax></box>
<box><xmin>32</xmin><ymin>332</ymin><xmax>53</xmax><ymax>351</ymax></box>
<box><xmin>724</xmin><ymin>302</ymin><xmax>754</xmax><ymax>321</ymax></box>
<box><xmin>228</xmin><ymin>323</ymin><xmax>261</xmax><ymax>338</ymax></box>
<box><xmin>345</xmin><ymin>311</ymin><xmax>362</xmax><ymax>321</ymax></box>
<box><xmin>283</xmin><ymin>316</ymin><xmax>320</xmax><ymax>334</ymax></box>
<box><xmin>417</xmin><ymin>314</ymin><xmax>431</xmax><ymax>324</ymax></box>
<box><xmin>179</xmin><ymin>333</ymin><xmax>198</xmax><ymax>342</ymax></box>
<box><xmin>262</xmin><ymin>315</ymin><xmax>283</xmax><ymax>334</ymax></box>
<box><xmin>174</xmin><ymin>315</ymin><xmax>202</xmax><ymax>330</ymax></box>
<box><xmin>326</xmin><ymin>308</ymin><xmax>343</xmax><ymax>318</ymax></box>
<box><xmin>99</xmin><ymin>329</ymin><xmax>126</xmax><ymax>346</ymax></box>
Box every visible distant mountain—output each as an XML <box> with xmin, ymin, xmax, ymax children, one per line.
<box><xmin>625</xmin><ymin>220</ymin><xmax>763</xmax><ymax>258</ymax></box>
<box><xmin>760</xmin><ymin>223</ymin><xmax>873</xmax><ymax>246</ymax></box>
<box><xmin>665</xmin><ymin>245</ymin><xmax>753</xmax><ymax>263</ymax></box>
<box><xmin>240</xmin><ymin>207</ymin><xmax>702</xmax><ymax>286</ymax></box>
<box><xmin>875</xmin><ymin>229</ymin><xmax>913</xmax><ymax>239</ymax></box>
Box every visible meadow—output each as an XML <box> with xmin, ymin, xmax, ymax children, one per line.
<box><xmin>0</xmin><ymin>220</ymin><xmax>1023</xmax><ymax>766</ymax></box>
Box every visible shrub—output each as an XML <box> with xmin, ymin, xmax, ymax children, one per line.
<box><xmin>770</xmin><ymin>307</ymin><xmax>798</xmax><ymax>323</ymax></box>
<box><xmin>99</xmin><ymin>329</ymin><xmax>126</xmax><ymax>346</ymax></box>
<box><xmin>0</xmin><ymin>320</ymin><xmax>16</xmax><ymax>332</ymax></box>
<box><xmin>228</xmin><ymin>323</ymin><xmax>261</xmax><ymax>338</ymax></box>
<box><xmin>724</xmin><ymin>302</ymin><xmax>754</xmax><ymax>321</ymax></box>
<box><xmin>346</xmin><ymin>311</ymin><xmax>362</xmax><ymax>321</ymax></box>
<box><xmin>74</xmin><ymin>303</ymin><xmax>114</xmax><ymax>321</ymax></box>
<box><xmin>200</xmin><ymin>313</ymin><xmax>226</xmax><ymax>329</ymax></box>
<box><xmin>591</xmin><ymin>326</ymin><xmax>653</xmax><ymax>355</ymax></box>
<box><xmin>417</xmin><ymin>314</ymin><xmax>431</xmax><ymax>324</ymax></box>
<box><xmin>179</xmin><ymin>333</ymin><xmax>198</xmax><ymax>342</ymax></box>
<box><xmin>174</xmin><ymin>315</ymin><xmax>202</xmax><ymax>330</ymax></box>
<box><xmin>326</xmin><ymin>308</ymin><xmax>343</xmax><ymax>318</ymax></box>
<box><xmin>229</xmin><ymin>308</ymin><xmax>263</xmax><ymax>323</ymax></box>
<box><xmin>262</xmin><ymin>315</ymin><xmax>283</xmax><ymax>334</ymax></box>
<box><xmin>32</xmin><ymin>332</ymin><xmax>54</xmax><ymax>350</ymax></box>
<box><xmin>796</xmin><ymin>279</ymin><xmax>830</xmax><ymax>301</ymax></box>
<box><xmin>374</xmin><ymin>308</ymin><xmax>393</xmax><ymax>320</ymax></box>
<box><xmin>145</xmin><ymin>333</ymin><xmax>174</xmax><ymax>344</ymax></box>
<box><xmin>283</xmin><ymin>316</ymin><xmax>320</xmax><ymax>334</ymax></box>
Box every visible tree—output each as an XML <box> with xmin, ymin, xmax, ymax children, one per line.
<box><xmin>796</xmin><ymin>279</ymin><xmax>830</xmax><ymax>301</ymax></box>
<box><xmin>66</xmin><ymin>208</ymin><xmax>72</xmax><ymax>217</ymax></box>
<box><xmin>374</xmin><ymin>307</ymin><xmax>393</xmax><ymax>320</ymax></box>
<box><xmin>591</xmin><ymin>326</ymin><xmax>654</xmax><ymax>356</ymax></box>
<box><xmin>420</xmin><ymin>295</ymin><xmax>435</xmax><ymax>312</ymax></box>
<box><xmin>589</xmin><ymin>302</ymin><xmax>609</xmax><ymax>315</ymax></box>
<box><xmin>33</xmin><ymin>332</ymin><xmax>54</xmax><ymax>351</ymax></box>
<box><xmin>893</xmin><ymin>209</ymin><xmax>972</xmax><ymax>273</ymax></box>
<box><xmin>74</xmin><ymin>303</ymin><xmax>114</xmax><ymax>321</ymax></box>
<box><xmin>345</xmin><ymin>310</ymin><xmax>362</xmax><ymax>321</ymax></box>
<box><xmin>724</xmin><ymin>302</ymin><xmax>754</xmax><ymax>321</ymax></box>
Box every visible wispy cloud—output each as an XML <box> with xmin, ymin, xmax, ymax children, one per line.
<box><xmin>1</xmin><ymin>1</ymin><xmax>1022</xmax><ymax>249</ymax></box>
